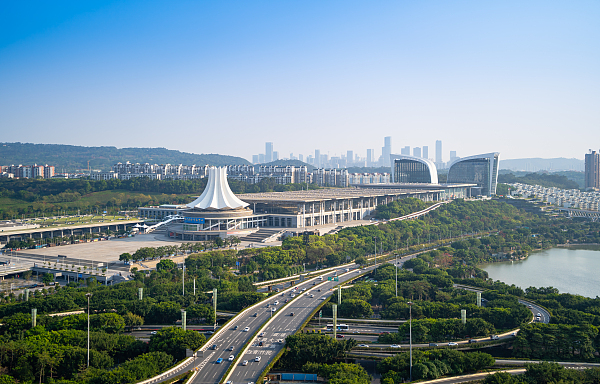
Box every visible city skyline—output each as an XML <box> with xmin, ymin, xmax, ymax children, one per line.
<box><xmin>1</xmin><ymin>1</ymin><xmax>599</xmax><ymax>161</ymax></box>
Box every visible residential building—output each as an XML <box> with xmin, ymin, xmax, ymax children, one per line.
<box><xmin>585</xmin><ymin>150</ymin><xmax>600</xmax><ymax>190</ymax></box>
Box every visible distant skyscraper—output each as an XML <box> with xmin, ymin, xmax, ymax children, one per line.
<box><xmin>265</xmin><ymin>142</ymin><xmax>274</xmax><ymax>163</ymax></box>
<box><xmin>252</xmin><ymin>155</ymin><xmax>259</xmax><ymax>164</ymax></box>
<box><xmin>366</xmin><ymin>149</ymin><xmax>374</xmax><ymax>167</ymax></box>
<box><xmin>450</xmin><ymin>151</ymin><xmax>458</xmax><ymax>162</ymax></box>
<box><xmin>347</xmin><ymin>150</ymin><xmax>354</xmax><ymax>166</ymax></box>
<box><xmin>299</xmin><ymin>154</ymin><xmax>304</xmax><ymax>162</ymax></box>
<box><xmin>315</xmin><ymin>149</ymin><xmax>321</xmax><ymax>167</ymax></box>
<box><xmin>382</xmin><ymin>137</ymin><xmax>392</xmax><ymax>167</ymax></box>
<box><xmin>585</xmin><ymin>150</ymin><xmax>600</xmax><ymax>190</ymax></box>
<box><xmin>259</xmin><ymin>154</ymin><xmax>265</xmax><ymax>163</ymax></box>
<box><xmin>273</xmin><ymin>151</ymin><xmax>279</xmax><ymax>161</ymax></box>
<box><xmin>413</xmin><ymin>147</ymin><xmax>422</xmax><ymax>158</ymax></box>
<box><xmin>401</xmin><ymin>146</ymin><xmax>410</xmax><ymax>156</ymax></box>
<box><xmin>423</xmin><ymin>146</ymin><xmax>429</xmax><ymax>159</ymax></box>
<box><xmin>435</xmin><ymin>140</ymin><xmax>443</xmax><ymax>167</ymax></box>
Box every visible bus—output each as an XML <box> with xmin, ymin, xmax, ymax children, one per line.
<box><xmin>326</xmin><ymin>324</ymin><xmax>349</xmax><ymax>331</ymax></box>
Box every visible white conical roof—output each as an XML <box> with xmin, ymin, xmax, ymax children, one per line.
<box><xmin>186</xmin><ymin>166</ymin><xmax>249</xmax><ymax>210</ymax></box>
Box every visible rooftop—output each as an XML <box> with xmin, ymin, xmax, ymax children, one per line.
<box><xmin>238</xmin><ymin>187</ymin><xmax>438</xmax><ymax>203</ymax></box>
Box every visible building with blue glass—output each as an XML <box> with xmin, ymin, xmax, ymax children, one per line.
<box><xmin>446</xmin><ymin>153</ymin><xmax>500</xmax><ymax>196</ymax></box>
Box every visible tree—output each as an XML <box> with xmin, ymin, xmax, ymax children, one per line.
<box><xmin>483</xmin><ymin>372</ymin><xmax>517</xmax><ymax>384</ymax></box>
<box><xmin>156</xmin><ymin>259</ymin><xmax>177</xmax><ymax>271</ymax></box>
<box><xmin>355</xmin><ymin>256</ymin><xmax>367</xmax><ymax>266</ymax></box>
<box><xmin>119</xmin><ymin>252</ymin><xmax>132</xmax><ymax>264</ymax></box>
<box><xmin>123</xmin><ymin>312</ymin><xmax>144</xmax><ymax>330</ymax></box>
<box><xmin>149</xmin><ymin>326</ymin><xmax>206</xmax><ymax>360</ymax></box>
<box><xmin>339</xmin><ymin>299</ymin><xmax>373</xmax><ymax>318</ymax></box>
<box><xmin>42</xmin><ymin>273</ymin><xmax>54</xmax><ymax>285</ymax></box>
<box><xmin>90</xmin><ymin>313</ymin><xmax>125</xmax><ymax>333</ymax></box>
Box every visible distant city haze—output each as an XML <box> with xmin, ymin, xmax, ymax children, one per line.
<box><xmin>0</xmin><ymin>1</ymin><xmax>598</xmax><ymax>161</ymax></box>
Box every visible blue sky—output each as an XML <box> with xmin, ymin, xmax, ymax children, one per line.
<box><xmin>1</xmin><ymin>1</ymin><xmax>598</xmax><ymax>162</ymax></box>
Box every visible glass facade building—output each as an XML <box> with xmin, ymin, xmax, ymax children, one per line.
<box><xmin>390</xmin><ymin>155</ymin><xmax>438</xmax><ymax>184</ymax></box>
<box><xmin>447</xmin><ymin>153</ymin><xmax>500</xmax><ymax>196</ymax></box>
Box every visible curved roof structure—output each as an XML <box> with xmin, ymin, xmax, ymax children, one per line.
<box><xmin>390</xmin><ymin>154</ymin><xmax>438</xmax><ymax>184</ymax></box>
<box><xmin>447</xmin><ymin>152</ymin><xmax>500</xmax><ymax>196</ymax></box>
<box><xmin>186</xmin><ymin>167</ymin><xmax>250</xmax><ymax>210</ymax></box>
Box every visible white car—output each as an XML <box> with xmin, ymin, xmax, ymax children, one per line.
<box><xmin>320</xmin><ymin>297</ymin><xmax>326</xmax><ymax>300</ymax></box>
<box><xmin>390</xmin><ymin>344</ymin><xmax>401</xmax><ymax>348</ymax></box>
<box><xmin>150</xmin><ymin>331</ymin><xmax>157</xmax><ymax>335</ymax></box>
<box><xmin>277</xmin><ymin>339</ymin><xmax>284</xmax><ymax>343</ymax></box>
<box><xmin>242</xmin><ymin>360</ymin><xmax>248</xmax><ymax>366</ymax></box>
<box><xmin>291</xmin><ymin>294</ymin><xmax>295</xmax><ymax>298</ymax></box>
<box><xmin>358</xmin><ymin>344</ymin><xmax>369</xmax><ymax>347</ymax></box>
<box><xmin>259</xmin><ymin>332</ymin><xmax>265</xmax><ymax>337</ymax></box>
<box><xmin>243</xmin><ymin>327</ymin><xmax>250</xmax><ymax>332</ymax></box>
<box><xmin>448</xmin><ymin>342</ymin><xmax>458</xmax><ymax>346</ymax></box>
<box><xmin>310</xmin><ymin>294</ymin><xmax>314</xmax><ymax>298</ymax></box>
<box><xmin>228</xmin><ymin>355</ymin><xmax>234</xmax><ymax>361</ymax></box>
<box><xmin>255</xmin><ymin>356</ymin><xmax>261</xmax><ymax>362</ymax></box>
<box><xmin>274</xmin><ymin>301</ymin><xmax>279</xmax><ymax>305</ymax></box>
<box><xmin>271</xmin><ymin>307</ymin><xmax>276</xmax><ymax>312</ymax></box>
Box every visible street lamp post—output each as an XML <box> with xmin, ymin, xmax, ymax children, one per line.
<box><xmin>395</xmin><ymin>253</ymin><xmax>398</xmax><ymax>297</ymax></box>
<box><xmin>373</xmin><ymin>236</ymin><xmax>377</xmax><ymax>266</ymax></box>
<box><xmin>86</xmin><ymin>293</ymin><xmax>93</xmax><ymax>368</ymax></box>
<box><xmin>408</xmin><ymin>301</ymin><xmax>413</xmax><ymax>381</ymax></box>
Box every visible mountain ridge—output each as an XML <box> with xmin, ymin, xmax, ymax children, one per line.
<box><xmin>0</xmin><ymin>142</ymin><xmax>251</xmax><ymax>172</ymax></box>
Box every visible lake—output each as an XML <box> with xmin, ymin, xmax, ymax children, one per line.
<box><xmin>479</xmin><ymin>246</ymin><xmax>600</xmax><ymax>298</ymax></box>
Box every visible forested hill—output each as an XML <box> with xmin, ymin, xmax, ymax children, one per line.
<box><xmin>0</xmin><ymin>143</ymin><xmax>250</xmax><ymax>171</ymax></box>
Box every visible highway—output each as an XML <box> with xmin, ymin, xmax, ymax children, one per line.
<box><xmin>137</xmin><ymin>263</ymin><xmax>374</xmax><ymax>384</ymax></box>
<box><xmin>142</xmin><ymin>250</ymin><xmax>552</xmax><ymax>384</ymax></box>
<box><xmin>224</xmin><ymin>266</ymin><xmax>371</xmax><ymax>384</ymax></box>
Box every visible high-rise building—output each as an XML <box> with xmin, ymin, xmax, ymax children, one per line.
<box><xmin>450</xmin><ymin>151</ymin><xmax>458</xmax><ymax>162</ymax></box>
<box><xmin>315</xmin><ymin>150</ymin><xmax>321</xmax><ymax>167</ymax></box>
<box><xmin>413</xmin><ymin>147</ymin><xmax>422</xmax><ymax>158</ymax></box>
<box><xmin>299</xmin><ymin>154</ymin><xmax>304</xmax><ymax>162</ymax></box>
<box><xmin>273</xmin><ymin>151</ymin><xmax>279</xmax><ymax>161</ymax></box>
<box><xmin>259</xmin><ymin>154</ymin><xmax>265</xmax><ymax>163</ymax></box>
<box><xmin>43</xmin><ymin>165</ymin><xmax>55</xmax><ymax>179</ymax></box>
<box><xmin>435</xmin><ymin>140</ymin><xmax>443</xmax><ymax>167</ymax></box>
<box><xmin>585</xmin><ymin>150</ymin><xmax>600</xmax><ymax>190</ymax></box>
<box><xmin>382</xmin><ymin>137</ymin><xmax>392</xmax><ymax>167</ymax></box>
<box><xmin>401</xmin><ymin>146</ymin><xmax>410</xmax><ymax>155</ymax></box>
<box><xmin>252</xmin><ymin>155</ymin><xmax>259</xmax><ymax>164</ymax></box>
<box><xmin>423</xmin><ymin>146</ymin><xmax>429</xmax><ymax>159</ymax></box>
<box><xmin>265</xmin><ymin>142</ymin><xmax>274</xmax><ymax>163</ymax></box>
<box><xmin>366</xmin><ymin>149</ymin><xmax>374</xmax><ymax>167</ymax></box>
<box><xmin>347</xmin><ymin>150</ymin><xmax>354</xmax><ymax>166</ymax></box>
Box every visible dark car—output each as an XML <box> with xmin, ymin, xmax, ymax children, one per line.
<box><xmin>429</xmin><ymin>343</ymin><xmax>438</xmax><ymax>347</ymax></box>
<box><xmin>290</xmin><ymin>312</ymin><xmax>294</xmax><ymax>316</ymax></box>
<box><xmin>211</xmin><ymin>344</ymin><xmax>218</xmax><ymax>350</ymax></box>
<box><xmin>253</xmin><ymin>312</ymin><xmax>258</xmax><ymax>317</ymax></box>
<box><xmin>468</xmin><ymin>339</ymin><xmax>478</xmax><ymax>344</ymax></box>
<box><xmin>258</xmin><ymin>341</ymin><xmax>263</xmax><ymax>346</ymax></box>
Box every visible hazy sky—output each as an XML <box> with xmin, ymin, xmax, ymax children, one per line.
<box><xmin>1</xmin><ymin>1</ymin><xmax>598</xmax><ymax>162</ymax></box>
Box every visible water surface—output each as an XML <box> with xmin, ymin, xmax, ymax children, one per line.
<box><xmin>479</xmin><ymin>246</ymin><xmax>600</xmax><ymax>298</ymax></box>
